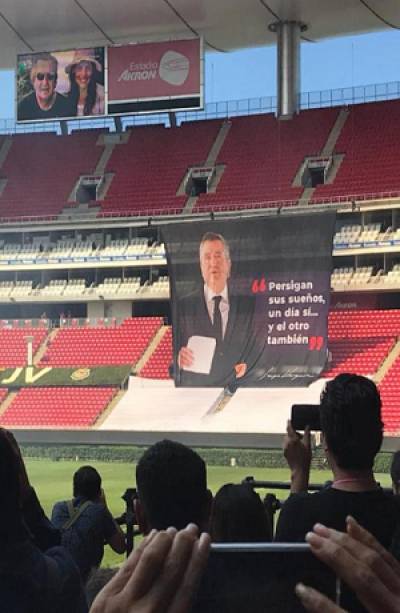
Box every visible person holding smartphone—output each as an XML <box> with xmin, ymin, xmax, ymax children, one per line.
<box><xmin>276</xmin><ymin>374</ymin><xmax>398</xmax><ymax>551</ymax></box>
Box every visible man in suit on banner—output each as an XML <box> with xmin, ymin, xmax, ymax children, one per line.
<box><xmin>177</xmin><ymin>232</ymin><xmax>259</xmax><ymax>387</ymax></box>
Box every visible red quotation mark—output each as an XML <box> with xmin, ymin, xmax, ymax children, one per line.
<box><xmin>309</xmin><ymin>336</ymin><xmax>324</xmax><ymax>351</ymax></box>
<box><xmin>251</xmin><ymin>277</ymin><xmax>267</xmax><ymax>294</ymax></box>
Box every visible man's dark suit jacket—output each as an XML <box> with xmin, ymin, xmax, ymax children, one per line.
<box><xmin>177</xmin><ymin>288</ymin><xmax>259</xmax><ymax>387</ymax></box>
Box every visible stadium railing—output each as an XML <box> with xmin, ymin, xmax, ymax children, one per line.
<box><xmin>0</xmin><ymin>188</ymin><xmax>399</xmax><ymax>226</ymax></box>
<box><xmin>1</xmin><ymin>79</ymin><xmax>400</xmax><ymax>136</ymax></box>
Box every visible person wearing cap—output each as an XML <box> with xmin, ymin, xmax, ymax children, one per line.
<box><xmin>18</xmin><ymin>53</ymin><xmax>72</xmax><ymax>121</ymax></box>
<box><xmin>66</xmin><ymin>50</ymin><xmax>104</xmax><ymax>117</ymax></box>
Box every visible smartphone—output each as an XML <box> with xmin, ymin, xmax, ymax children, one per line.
<box><xmin>193</xmin><ymin>542</ymin><xmax>340</xmax><ymax>613</ymax></box>
<box><xmin>291</xmin><ymin>404</ymin><xmax>321</xmax><ymax>431</ymax></box>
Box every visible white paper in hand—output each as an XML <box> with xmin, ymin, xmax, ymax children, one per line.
<box><xmin>185</xmin><ymin>335</ymin><xmax>216</xmax><ymax>374</ymax></box>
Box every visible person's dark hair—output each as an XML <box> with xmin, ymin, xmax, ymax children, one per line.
<box><xmin>73</xmin><ymin>465</ymin><xmax>101</xmax><ymax>500</ymax></box>
<box><xmin>320</xmin><ymin>373</ymin><xmax>383</xmax><ymax>470</ymax></box>
<box><xmin>136</xmin><ymin>439</ymin><xmax>209</xmax><ymax>530</ymax></box>
<box><xmin>210</xmin><ymin>483</ymin><xmax>272</xmax><ymax>543</ymax></box>
<box><xmin>390</xmin><ymin>451</ymin><xmax>400</xmax><ymax>492</ymax></box>
<box><xmin>68</xmin><ymin>66</ymin><xmax>97</xmax><ymax>116</ymax></box>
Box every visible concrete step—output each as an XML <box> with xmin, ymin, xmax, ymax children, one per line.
<box><xmin>181</xmin><ymin>195</ymin><xmax>199</xmax><ymax>215</ymax></box>
<box><xmin>95</xmin><ymin>144</ymin><xmax>115</xmax><ymax>174</ymax></box>
<box><xmin>321</xmin><ymin>107</ymin><xmax>350</xmax><ymax>156</ymax></box>
<box><xmin>59</xmin><ymin>202</ymin><xmax>101</xmax><ymax>218</ymax></box>
<box><xmin>0</xmin><ymin>136</ymin><xmax>12</xmax><ymax>169</ymax></box>
<box><xmin>134</xmin><ymin>325</ymin><xmax>169</xmax><ymax>374</ymax></box>
<box><xmin>181</xmin><ymin>120</ymin><xmax>232</xmax><ymax>214</ymax></box>
<box><xmin>0</xmin><ymin>390</ymin><xmax>18</xmax><ymax>418</ymax></box>
<box><xmin>374</xmin><ymin>338</ymin><xmax>400</xmax><ymax>384</ymax></box>
<box><xmin>298</xmin><ymin>186</ymin><xmax>315</xmax><ymax>207</ymax></box>
<box><xmin>205</xmin><ymin>119</ymin><xmax>232</xmax><ymax>165</ymax></box>
<box><xmin>93</xmin><ymin>388</ymin><xmax>127</xmax><ymax>428</ymax></box>
<box><xmin>33</xmin><ymin>328</ymin><xmax>59</xmax><ymax>366</ymax></box>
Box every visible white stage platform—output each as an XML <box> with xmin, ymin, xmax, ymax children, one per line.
<box><xmin>100</xmin><ymin>377</ymin><xmax>328</xmax><ymax>434</ymax></box>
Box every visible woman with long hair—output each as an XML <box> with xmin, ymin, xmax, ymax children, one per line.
<box><xmin>65</xmin><ymin>50</ymin><xmax>104</xmax><ymax>117</ymax></box>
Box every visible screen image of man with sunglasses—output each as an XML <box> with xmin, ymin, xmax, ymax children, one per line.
<box><xmin>18</xmin><ymin>53</ymin><xmax>72</xmax><ymax>121</ymax></box>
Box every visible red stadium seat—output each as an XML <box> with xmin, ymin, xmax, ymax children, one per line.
<box><xmin>0</xmin><ymin>386</ymin><xmax>116</xmax><ymax>428</ymax></box>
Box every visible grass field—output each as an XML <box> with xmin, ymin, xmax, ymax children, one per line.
<box><xmin>25</xmin><ymin>458</ymin><xmax>393</xmax><ymax>568</ymax></box>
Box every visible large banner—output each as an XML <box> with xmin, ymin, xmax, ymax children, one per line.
<box><xmin>162</xmin><ymin>213</ymin><xmax>336</xmax><ymax>388</ymax></box>
<box><xmin>17</xmin><ymin>47</ymin><xmax>105</xmax><ymax>122</ymax></box>
<box><xmin>107</xmin><ymin>39</ymin><xmax>202</xmax><ymax>115</ymax></box>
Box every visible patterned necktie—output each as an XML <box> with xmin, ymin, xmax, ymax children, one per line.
<box><xmin>213</xmin><ymin>295</ymin><xmax>223</xmax><ymax>348</ymax></box>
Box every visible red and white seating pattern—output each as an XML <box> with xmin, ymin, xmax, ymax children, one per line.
<box><xmin>0</xmin><ymin>100</ymin><xmax>399</xmax><ymax>219</ymax></box>
<box><xmin>101</xmin><ymin>121</ymin><xmax>221</xmax><ymax>215</ymax></box>
<box><xmin>40</xmin><ymin>317</ymin><xmax>163</xmax><ymax>367</ymax></box>
<box><xmin>0</xmin><ymin>131</ymin><xmax>102</xmax><ymax>219</ymax></box>
<box><xmin>0</xmin><ymin>327</ymin><xmax>47</xmax><ymax>367</ymax></box>
<box><xmin>379</xmin><ymin>358</ymin><xmax>400</xmax><ymax>433</ymax></box>
<box><xmin>313</xmin><ymin>99</ymin><xmax>400</xmax><ymax>202</ymax></box>
<box><xmin>323</xmin><ymin>310</ymin><xmax>400</xmax><ymax>378</ymax></box>
<box><xmin>0</xmin><ymin>388</ymin><xmax>8</xmax><ymax>406</ymax></box>
<box><xmin>194</xmin><ymin>107</ymin><xmax>339</xmax><ymax>212</ymax></box>
<box><xmin>0</xmin><ymin>386</ymin><xmax>116</xmax><ymax>427</ymax></box>
<box><xmin>139</xmin><ymin>327</ymin><xmax>172</xmax><ymax>379</ymax></box>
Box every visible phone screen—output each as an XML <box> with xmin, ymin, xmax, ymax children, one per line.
<box><xmin>192</xmin><ymin>543</ymin><xmax>340</xmax><ymax>613</ymax></box>
<box><xmin>291</xmin><ymin>404</ymin><xmax>321</xmax><ymax>431</ymax></box>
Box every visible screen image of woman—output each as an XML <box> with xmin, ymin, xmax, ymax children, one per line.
<box><xmin>65</xmin><ymin>50</ymin><xmax>105</xmax><ymax>117</ymax></box>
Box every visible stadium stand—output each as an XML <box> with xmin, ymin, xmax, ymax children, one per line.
<box><xmin>0</xmin><ymin>386</ymin><xmax>116</xmax><ymax>427</ymax></box>
<box><xmin>0</xmin><ymin>388</ymin><xmax>8</xmax><ymax>406</ymax></box>
<box><xmin>100</xmin><ymin>120</ymin><xmax>222</xmax><ymax>215</ymax></box>
<box><xmin>0</xmin><ymin>131</ymin><xmax>103</xmax><ymax>219</ymax></box>
<box><xmin>0</xmin><ymin>327</ymin><xmax>47</xmax><ymax>367</ymax></box>
<box><xmin>0</xmin><ymin>100</ymin><xmax>399</xmax><ymax>220</ymax></box>
<box><xmin>328</xmin><ymin>309</ymin><xmax>400</xmax><ymax>338</ymax></box>
<box><xmin>39</xmin><ymin>317</ymin><xmax>163</xmax><ymax>366</ymax></box>
<box><xmin>379</xmin><ymin>357</ymin><xmax>400</xmax><ymax>433</ymax></box>
<box><xmin>194</xmin><ymin>107</ymin><xmax>339</xmax><ymax>211</ymax></box>
<box><xmin>322</xmin><ymin>338</ymin><xmax>394</xmax><ymax>378</ymax></box>
<box><xmin>313</xmin><ymin>99</ymin><xmax>400</xmax><ymax>202</ymax></box>
<box><xmin>137</xmin><ymin>310</ymin><xmax>400</xmax><ymax>381</ymax></box>
<box><xmin>139</xmin><ymin>327</ymin><xmax>173</xmax><ymax>379</ymax></box>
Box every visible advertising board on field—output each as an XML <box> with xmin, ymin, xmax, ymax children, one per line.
<box><xmin>107</xmin><ymin>38</ymin><xmax>203</xmax><ymax>115</ymax></box>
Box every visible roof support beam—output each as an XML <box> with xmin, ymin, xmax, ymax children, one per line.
<box><xmin>269</xmin><ymin>20</ymin><xmax>307</xmax><ymax>119</ymax></box>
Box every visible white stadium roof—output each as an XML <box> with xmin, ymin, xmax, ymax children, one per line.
<box><xmin>0</xmin><ymin>0</ymin><xmax>399</xmax><ymax>68</ymax></box>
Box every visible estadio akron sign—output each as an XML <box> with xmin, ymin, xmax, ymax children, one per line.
<box><xmin>107</xmin><ymin>38</ymin><xmax>203</xmax><ymax>115</ymax></box>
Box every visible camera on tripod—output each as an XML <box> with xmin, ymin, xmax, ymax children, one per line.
<box><xmin>114</xmin><ymin>487</ymin><xmax>140</xmax><ymax>556</ymax></box>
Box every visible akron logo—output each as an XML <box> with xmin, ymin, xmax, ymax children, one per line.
<box><xmin>159</xmin><ymin>51</ymin><xmax>190</xmax><ymax>86</ymax></box>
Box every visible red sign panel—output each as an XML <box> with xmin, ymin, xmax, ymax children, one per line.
<box><xmin>108</xmin><ymin>39</ymin><xmax>201</xmax><ymax>107</ymax></box>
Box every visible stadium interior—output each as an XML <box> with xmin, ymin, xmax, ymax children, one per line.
<box><xmin>0</xmin><ymin>0</ymin><xmax>400</xmax><ymax>454</ymax></box>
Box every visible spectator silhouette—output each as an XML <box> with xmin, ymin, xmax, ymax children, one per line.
<box><xmin>135</xmin><ymin>439</ymin><xmax>212</xmax><ymax>533</ymax></box>
<box><xmin>390</xmin><ymin>450</ymin><xmax>400</xmax><ymax>496</ymax></box>
<box><xmin>276</xmin><ymin>374</ymin><xmax>399</xmax><ymax>547</ymax></box>
<box><xmin>52</xmin><ymin>465</ymin><xmax>125</xmax><ymax>582</ymax></box>
<box><xmin>0</xmin><ymin>428</ymin><xmax>87</xmax><ymax>613</ymax></box>
<box><xmin>210</xmin><ymin>483</ymin><xmax>272</xmax><ymax>542</ymax></box>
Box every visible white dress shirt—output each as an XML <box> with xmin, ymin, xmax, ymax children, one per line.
<box><xmin>204</xmin><ymin>285</ymin><xmax>229</xmax><ymax>339</ymax></box>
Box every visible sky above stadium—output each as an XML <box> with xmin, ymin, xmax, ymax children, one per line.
<box><xmin>0</xmin><ymin>29</ymin><xmax>399</xmax><ymax>119</ymax></box>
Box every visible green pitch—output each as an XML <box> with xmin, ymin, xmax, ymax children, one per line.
<box><xmin>25</xmin><ymin>458</ymin><xmax>392</xmax><ymax>568</ymax></box>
